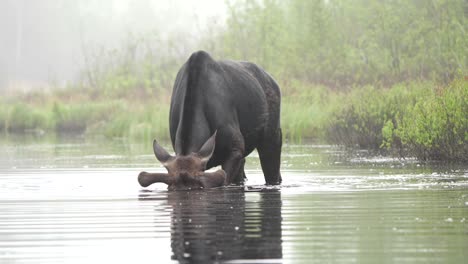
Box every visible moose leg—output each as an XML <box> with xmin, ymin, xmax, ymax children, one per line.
<box><xmin>258</xmin><ymin>128</ymin><xmax>282</xmax><ymax>185</ymax></box>
<box><xmin>239</xmin><ymin>159</ymin><xmax>246</xmax><ymax>182</ymax></box>
<box><xmin>222</xmin><ymin>150</ymin><xmax>245</xmax><ymax>185</ymax></box>
<box><xmin>219</xmin><ymin>129</ymin><xmax>246</xmax><ymax>184</ymax></box>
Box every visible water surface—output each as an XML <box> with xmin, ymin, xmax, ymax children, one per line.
<box><xmin>0</xmin><ymin>136</ymin><xmax>467</xmax><ymax>263</ymax></box>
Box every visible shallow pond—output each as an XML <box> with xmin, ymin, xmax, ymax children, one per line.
<box><xmin>0</xmin><ymin>136</ymin><xmax>467</xmax><ymax>263</ymax></box>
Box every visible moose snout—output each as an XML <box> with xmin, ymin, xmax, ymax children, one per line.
<box><xmin>138</xmin><ymin>171</ymin><xmax>173</xmax><ymax>187</ymax></box>
<box><xmin>137</xmin><ymin>169</ymin><xmax>226</xmax><ymax>190</ymax></box>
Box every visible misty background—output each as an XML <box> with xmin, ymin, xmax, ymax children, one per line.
<box><xmin>0</xmin><ymin>0</ymin><xmax>226</xmax><ymax>92</ymax></box>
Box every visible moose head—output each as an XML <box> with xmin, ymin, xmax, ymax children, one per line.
<box><xmin>138</xmin><ymin>132</ymin><xmax>226</xmax><ymax>190</ymax></box>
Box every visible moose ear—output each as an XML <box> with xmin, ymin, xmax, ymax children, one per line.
<box><xmin>153</xmin><ymin>139</ymin><xmax>174</xmax><ymax>165</ymax></box>
<box><xmin>198</xmin><ymin>131</ymin><xmax>217</xmax><ymax>165</ymax></box>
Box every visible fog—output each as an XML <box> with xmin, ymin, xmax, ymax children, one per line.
<box><xmin>0</xmin><ymin>0</ymin><xmax>227</xmax><ymax>92</ymax></box>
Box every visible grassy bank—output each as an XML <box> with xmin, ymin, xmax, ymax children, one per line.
<box><xmin>0</xmin><ymin>95</ymin><xmax>170</xmax><ymax>141</ymax></box>
<box><xmin>325</xmin><ymin>78</ymin><xmax>467</xmax><ymax>161</ymax></box>
<box><xmin>1</xmin><ymin>78</ymin><xmax>466</xmax><ymax>162</ymax></box>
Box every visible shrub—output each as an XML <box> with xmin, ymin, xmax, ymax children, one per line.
<box><xmin>0</xmin><ymin>105</ymin><xmax>8</xmax><ymax>132</ymax></box>
<box><xmin>396</xmin><ymin>78</ymin><xmax>468</xmax><ymax>161</ymax></box>
<box><xmin>281</xmin><ymin>82</ymin><xmax>337</xmax><ymax>142</ymax></box>
<box><xmin>327</xmin><ymin>82</ymin><xmax>431</xmax><ymax>149</ymax></box>
<box><xmin>52</xmin><ymin>102</ymin><xmax>90</xmax><ymax>133</ymax></box>
<box><xmin>91</xmin><ymin>103</ymin><xmax>170</xmax><ymax>141</ymax></box>
<box><xmin>7</xmin><ymin>103</ymin><xmax>49</xmax><ymax>133</ymax></box>
<box><xmin>327</xmin><ymin>86</ymin><xmax>387</xmax><ymax>149</ymax></box>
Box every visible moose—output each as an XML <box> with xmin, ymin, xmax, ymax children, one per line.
<box><xmin>138</xmin><ymin>51</ymin><xmax>282</xmax><ymax>190</ymax></box>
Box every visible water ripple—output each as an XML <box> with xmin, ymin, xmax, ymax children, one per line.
<box><xmin>0</xmin><ymin>142</ymin><xmax>467</xmax><ymax>263</ymax></box>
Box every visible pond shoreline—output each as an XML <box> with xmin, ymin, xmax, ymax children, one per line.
<box><xmin>2</xmin><ymin>78</ymin><xmax>467</xmax><ymax>163</ymax></box>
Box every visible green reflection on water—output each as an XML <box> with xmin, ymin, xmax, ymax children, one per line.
<box><xmin>283</xmin><ymin>190</ymin><xmax>467</xmax><ymax>263</ymax></box>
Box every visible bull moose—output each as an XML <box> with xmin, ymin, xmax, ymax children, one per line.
<box><xmin>138</xmin><ymin>51</ymin><xmax>282</xmax><ymax>190</ymax></box>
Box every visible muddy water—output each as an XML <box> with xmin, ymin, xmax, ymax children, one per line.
<box><xmin>0</xmin><ymin>137</ymin><xmax>467</xmax><ymax>263</ymax></box>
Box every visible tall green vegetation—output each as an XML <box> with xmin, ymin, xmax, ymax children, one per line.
<box><xmin>0</xmin><ymin>0</ymin><xmax>466</xmax><ymax>162</ymax></box>
<box><xmin>327</xmin><ymin>82</ymin><xmax>430</xmax><ymax>149</ymax></box>
<box><xmin>326</xmin><ymin>78</ymin><xmax>468</xmax><ymax>162</ymax></box>
<box><xmin>217</xmin><ymin>0</ymin><xmax>466</xmax><ymax>87</ymax></box>
<box><xmin>216</xmin><ymin>0</ymin><xmax>467</xmax><ymax>161</ymax></box>
<box><xmin>396</xmin><ymin>78</ymin><xmax>468</xmax><ymax>161</ymax></box>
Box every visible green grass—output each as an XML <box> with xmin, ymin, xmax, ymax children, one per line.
<box><xmin>0</xmin><ymin>97</ymin><xmax>170</xmax><ymax>141</ymax></box>
<box><xmin>2</xmin><ymin>103</ymin><xmax>51</xmax><ymax>133</ymax></box>
<box><xmin>281</xmin><ymin>82</ymin><xmax>341</xmax><ymax>142</ymax></box>
<box><xmin>96</xmin><ymin>103</ymin><xmax>170</xmax><ymax>141</ymax></box>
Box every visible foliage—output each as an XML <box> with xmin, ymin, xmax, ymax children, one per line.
<box><xmin>1</xmin><ymin>103</ymin><xmax>50</xmax><ymax>133</ymax></box>
<box><xmin>0</xmin><ymin>99</ymin><xmax>170</xmax><ymax>141</ymax></box>
<box><xmin>52</xmin><ymin>101</ymin><xmax>125</xmax><ymax>134</ymax></box>
<box><xmin>217</xmin><ymin>0</ymin><xmax>466</xmax><ymax>87</ymax></box>
<box><xmin>326</xmin><ymin>83</ymin><xmax>429</xmax><ymax>149</ymax></box>
<box><xmin>96</xmin><ymin>103</ymin><xmax>170</xmax><ymax>140</ymax></box>
<box><xmin>396</xmin><ymin>78</ymin><xmax>468</xmax><ymax>161</ymax></box>
<box><xmin>0</xmin><ymin>0</ymin><xmax>466</xmax><ymax>162</ymax></box>
<box><xmin>326</xmin><ymin>78</ymin><xmax>468</xmax><ymax>162</ymax></box>
<box><xmin>281</xmin><ymin>81</ymin><xmax>341</xmax><ymax>142</ymax></box>
<box><xmin>0</xmin><ymin>105</ymin><xmax>7</xmax><ymax>132</ymax></box>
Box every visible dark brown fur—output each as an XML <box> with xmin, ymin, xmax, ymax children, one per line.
<box><xmin>138</xmin><ymin>51</ymin><xmax>281</xmax><ymax>190</ymax></box>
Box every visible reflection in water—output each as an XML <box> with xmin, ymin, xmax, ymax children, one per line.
<box><xmin>143</xmin><ymin>189</ymin><xmax>282</xmax><ymax>263</ymax></box>
<box><xmin>1</xmin><ymin>139</ymin><xmax>467</xmax><ymax>263</ymax></box>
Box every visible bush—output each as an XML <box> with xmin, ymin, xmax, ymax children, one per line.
<box><xmin>0</xmin><ymin>105</ymin><xmax>8</xmax><ymax>132</ymax></box>
<box><xmin>281</xmin><ymin>83</ymin><xmax>336</xmax><ymax>141</ymax></box>
<box><xmin>52</xmin><ymin>103</ymin><xmax>88</xmax><ymax>133</ymax></box>
<box><xmin>327</xmin><ymin>86</ymin><xmax>388</xmax><ymax>149</ymax></box>
<box><xmin>89</xmin><ymin>103</ymin><xmax>170</xmax><ymax>141</ymax></box>
<box><xmin>327</xmin><ymin>82</ymin><xmax>431</xmax><ymax>149</ymax></box>
<box><xmin>396</xmin><ymin>78</ymin><xmax>468</xmax><ymax>161</ymax></box>
<box><xmin>7</xmin><ymin>103</ymin><xmax>50</xmax><ymax>133</ymax></box>
<box><xmin>51</xmin><ymin>100</ymin><xmax>129</xmax><ymax>134</ymax></box>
